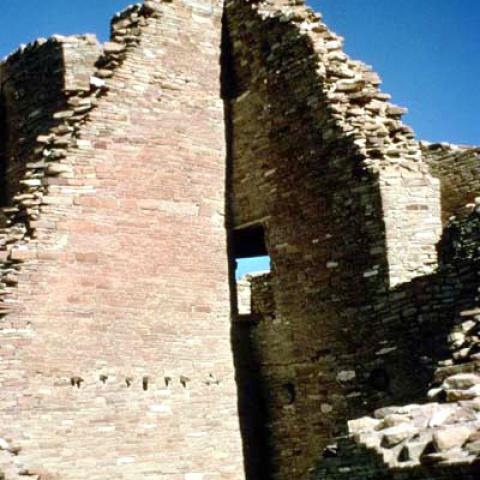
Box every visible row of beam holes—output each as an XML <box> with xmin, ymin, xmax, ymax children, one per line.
<box><xmin>70</xmin><ymin>375</ymin><xmax>191</xmax><ymax>390</ymax></box>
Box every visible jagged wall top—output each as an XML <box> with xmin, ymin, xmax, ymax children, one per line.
<box><xmin>227</xmin><ymin>0</ymin><xmax>424</xmax><ymax>173</ymax></box>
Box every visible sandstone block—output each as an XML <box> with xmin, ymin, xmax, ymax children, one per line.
<box><xmin>433</xmin><ymin>426</ymin><xmax>472</xmax><ymax>451</ymax></box>
<box><xmin>445</xmin><ymin>373</ymin><xmax>480</xmax><ymax>390</ymax></box>
<box><xmin>381</xmin><ymin>424</ymin><xmax>417</xmax><ymax>448</ymax></box>
<box><xmin>348</xmin><ymin>416</ymin><xmax>381</xmax><ymax>433</ymax></box>
<box><xmin>103</xmin><ymin>41</ymin><xmax>125</xmax><ymax>54</ymax></box>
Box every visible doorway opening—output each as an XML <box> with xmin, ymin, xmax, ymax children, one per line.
<box><xmin>229</xmin><ymin>222</ymin><xmax>273</xmax><ymax>479</ymax></box>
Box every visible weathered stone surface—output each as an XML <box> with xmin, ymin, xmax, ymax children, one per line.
<box><xmin>433</xmin><ymin>426</ymin><xmax>473</xmax><ymax>452</ymax></box>
<box><xmin>348</xmin><ymin>417</ymin><xmax>382</xmax><ymax>433</ymax></box>
<box><xmin>0</xmin><ymin>1</ymin><xmax>244</xmax><ymax>479</ymax></box>
<box><xmin>0</xmin><ymin>1</ymin><xmax>478</xmax><ymax>480</ymax></box>
<box><xmin>445</xmin><ymin>373</ymin><xmax>480</xmax><ymax>390</ymax></box>
<box><xmin>424</xmin><ymin>143</ymin><xmax>480</xmax><ymax>223</ymax></box>
<box><xmin>102</xmin><ymin>41</ymin><xmax>125</xmax><ymax>53</ymax></box>
<box><xmin>382</xmin><ymin>424</ymin><xmax>417</xmax><ymax>447</ymax></box>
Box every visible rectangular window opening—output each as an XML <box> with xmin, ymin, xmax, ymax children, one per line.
<box><xmin>232</xmin><ymin>224</ymin><xmax>271</xmax><ymax>279</ymax></box>
<box><xmin>232</xmin><ymin>224</ymin><xmax>271</xmax><ymax>317</ymax></box>
<box><xmin>236</xmin><ymin>256</ymin><xmax>271</xmax><ymax>280</ymax></box>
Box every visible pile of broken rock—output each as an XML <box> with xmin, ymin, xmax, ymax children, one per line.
<box><xmin>349</xmin><ymin>372</ymin><xmax>480</xmax><ymax>468</ymax></box>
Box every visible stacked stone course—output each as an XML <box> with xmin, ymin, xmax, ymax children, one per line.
<box><xmin>424</xmin><ymin>143</ymin><xmax>480</xmax><ymax>223</ymax></box>
<box><xmin>0</xmin><ymin>1</ymin><xmax>245</xmax><ymax>479</ymax></box>
<box><xmin>226</xmin><ymin>1</ymin><xmax>478</xmax><ymax>479</ymax></box>
<box><xmin>224</xmin><ymin>0</ymin><xmax>446</xmax><ymax>477</ymax></box>
<box><xmin>0</xmin><ymin>0</ymin><xmax>478</xmax><ymax>479</ymax></box>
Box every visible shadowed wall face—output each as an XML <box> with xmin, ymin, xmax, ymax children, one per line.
<box><xmin>224</xmin><ymin>5</ymin><xmax>387</xmax><ymax>477</ymax></box>
<box><xmin>0</xmin><ymin>91</ymin><xmax>7</xmax><ymax>210</ymax></box>
<box><xmin>1</xmin><ymin>41</ymin><xmax>70</xmax><ymax>205</ymax></box>
<box><xmin>313</xmin><ymin>210</ymin><xmax>480</xmax><ymax>479</ymax></box>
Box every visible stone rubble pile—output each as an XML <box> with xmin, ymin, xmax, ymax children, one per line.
<box><xmin>349</xmin><ymin>383</ymin><xmax>480</xmax><ymax>468</ymax></box>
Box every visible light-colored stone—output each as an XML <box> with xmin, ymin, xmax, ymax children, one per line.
<box><xmin>348</xmin><ymin>416</ymin><xmax>381</xmax><ymax>433</ymax></box>
<box><xmin>433</xmin><ymin>426</ymin><xmax>473</xmax><ymax>451</ymax></box>
<box><xmin>381</xmin><ymin>424</ymin><xmax>417</xmax><ymax>448</ymax></box>
<box><xmin>445</xmin><ymin>373</ymin><xmax>480</xmax><ymax>390</ymax></box>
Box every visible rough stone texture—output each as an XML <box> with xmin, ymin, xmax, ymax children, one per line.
<box><xmin>0</xmin><ymin>36</ymin><xmax>100</xmax><ymax>210</ymax></box>
<box><xmin>312</xmin><ymin>209</ymin><xmax>480</xmax><ymax>479</ymax></box>
<box><xmin>0</xmin><ymin>1</ymin><xmax>478</xmax><ymax>480</ymax></box>
<box><xmin>313</xmin><ymin>436</ymin><xmax>480</xmax><ymax>480</ymax></box>
<box><xmin>225</xmin><ymin>0</ymin><xmax>441</xmax><ymax>286</ymax></box>
<box><xmin>0</xmin><ymin>1</ymin><xmax>244</xmax><ymax>479</ymax></box>
<box><xmin>224</xmin><ymin>0</ymin><xmax>446</xmax><ymax>477</ymax></box>
<box><xmin>424</xmin><ymin>143</ymin><xmax>480</xmax><ymax>223</ymax></box>
<box><xmin>237</xmin><ymin>231</ymin><xmax>480</xmax><ymax>479</ymax></box>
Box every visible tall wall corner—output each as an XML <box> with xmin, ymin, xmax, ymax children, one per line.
<box><xmin>379</xmin><ymin>163</ymin><xmax>442</xmax><ymax>286</ymax></box>
<box><xmin>0</xmin><ymin>2</ymin><xmax>246</xmax><ymax>479</ymax></box>
<box><xmin>0</xmin><ymin>36</ymin><xmax>101</xmax><ymax>205</ymax></box>
<box><xmin>422</xmin><ymin>142</ymin><xmax>480</xmax><ymax>224</ymax></box>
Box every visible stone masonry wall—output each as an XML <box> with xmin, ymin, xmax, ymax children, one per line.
<box><xmin>0</xmin><ymin>37</ymin><xmax>100</xmax><ymax>207</ymax></box>
<box><xmin>236</xmin><ymin>231</ymin><xmax>480</xmax><ymax>479</ymax></box>
<box><xmin>0</xmin><ymin>92</ymin><xmax>7</xmax><ymax>209</ymax></box>
<box><xmin>313</xmin><ymin>209</ymin><xmax>480</xmax><ymax>480</ymax></box>
<box><xmin>224</xmin><ymin>1</ymin><xmax>442</xmax><ymax>478</ymax></box>
<box><xmin>0</xmin><ymin>1</ymin><xmax>245</xmax><ymax>479</ymax></box>
<box><xmin>424</xmin><ymin>143</ymin><xmax>480</xmax><ymax>223</ymax></box>
<box><xmin>0</xmin><ymin>1</ymin><xmax>478</xmax><ymax>480</ymax></box>
<box><xmin>235</xmin><ymin>207</ymin><xmax>480</xmax><ymax>480</ymax></box>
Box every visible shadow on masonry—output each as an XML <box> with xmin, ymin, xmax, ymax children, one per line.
<box><xmin>219</xmin><ymin>3</ymin><xmax>479</xmax><ymax>480</ymax></box>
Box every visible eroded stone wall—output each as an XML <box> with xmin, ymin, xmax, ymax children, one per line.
<box><xmin>236</xmin><ymin>250</ymin><xmax>480</xmax><ymax>479</ymax></box>
<box><xmin>235</xmin><ymin>207</ymin><xmax>480</xmax><ymax>480</ymax></box>
<box><xmin>0</xmin><ymin>1</ymin><xmax>478</xmax><ymax>480</ymax></box>
<box><xmin>0</xmin><ymin>1</ymin><xmax>244</xmax><ymax>479</ymax></box>
<box><xmin>314</xmin><ymin>209</ymin><xmax>480</xmax><ymax>480</ymax></box>
<box><xmin>0</xmin><ymin>37</ymin><xmax>100</xmax><ymax>207</ymax></box>
<box><xmin>224</xmin><ymin>0</ymin><xmax>442</xmax><ymax>478</ymax></box>
<box><xmin>424</xmin><ymin>143</ymin><xmax>480</xmax><ymax>223</ymax></box>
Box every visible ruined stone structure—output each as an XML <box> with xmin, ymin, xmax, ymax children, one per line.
<box><xmin>0</xmin><ymin>0</ymin><xmax>478</xmax><ymax>479</ymax></box>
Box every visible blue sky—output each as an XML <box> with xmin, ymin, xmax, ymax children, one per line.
<box><xmin>1</xmin><ymin>0</ymin><xmax>478</xmax><ymax>278</ymax></box>
<box><xmin>314</xmin><ymin>0</ymin><xmax>480</xmax><ymax>146</ymax></box>
<box><xmin>1</xmin><ymin>1</ymin><xmax>478</xmax><ymax>145</ymax></box>
<box><xmin>0</xmin><ymin>1</ymin><xmax>130</xmax><ymax>58</ymax></box>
